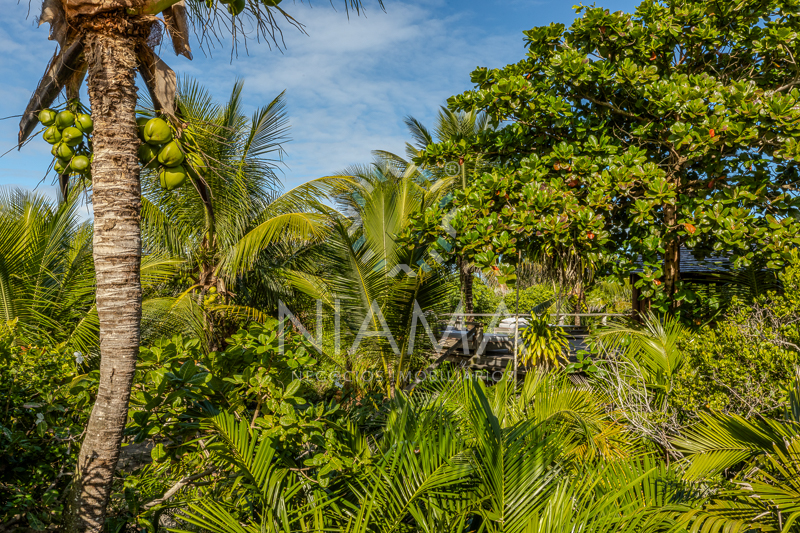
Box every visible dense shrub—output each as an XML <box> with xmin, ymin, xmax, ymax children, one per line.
<box><xmin>672</xmin><ymin>256</ymin><xmax>800</xmax><ymax>417</ymax></box>
<box><xmin>503</xmin><ymin>284</ymin><xmax>555</xmax><ymax>315</ymax></box>
<box><xmin>108</xmin><ymin>318</ymin><xmax>380</xmax><ymax>528</ymax></box>
<box><xmin>126</xmin><ymin>320</ymin><xmax>339</xmax><ymax>466</ymax></box>
<box><xmin>0</xmin><ymin>320</ymin><xmax>96</xmax><ymax>530</ymax></box>
<box><xmin>450</xmin><ymin>279</ymin><xmax>558</xmax><ymax>319</ymax></box>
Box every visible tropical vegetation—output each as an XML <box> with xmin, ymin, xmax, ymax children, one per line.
<box><xmin>3</xmin><ymin>0</ymin><xmax>800</xmax><ymax>531</ymax></box>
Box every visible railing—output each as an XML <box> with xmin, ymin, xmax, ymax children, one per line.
<box><xmin>424</xmin><ymin>312</ymin><xmax>631</xmax><ymax>381</ymax></box>
<box><xmin>447</xmin><ymin>312</ymin><xmax>631</xmax><ymax>330</ymax></box>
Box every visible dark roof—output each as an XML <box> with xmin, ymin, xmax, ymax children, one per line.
<box><xmin>632</xmin><ymin>246</ymin><xmax>731</xmax><ymax>274</ymax></box>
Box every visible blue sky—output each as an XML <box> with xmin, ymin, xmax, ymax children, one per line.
<box><xmin>0</xmin><ymin>0</ymin><xmax>639</xmax><ymax>205</ymax></box>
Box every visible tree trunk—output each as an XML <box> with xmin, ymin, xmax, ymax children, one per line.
<box><xmin>68</xmin><ymin>20</ymin><xmax>143</xmax><ymax>532</ymax></box>
<box><xmin>59</xmin><ymin>172</ymin><xmax>70</xmax><ymax>201</ymax></box>
<box><xmin>663</xmin><ymin>203</ymin><xmax>681</xmax><ymax>308</ymax></box>
<box><xmin>574</xmin><ymin>283</ymin><xmax>584</xmax><ymax>327</ymax></box>
<box><xmin>458</xmin><ymin>255</ymin><xmax>474</xmax><ymax>317</ymax></box>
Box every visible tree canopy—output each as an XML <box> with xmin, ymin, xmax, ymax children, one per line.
<box><xmin>412</xmin><ymin>0</ymin><xmax>800</xmax><ymax>310</ymax></box>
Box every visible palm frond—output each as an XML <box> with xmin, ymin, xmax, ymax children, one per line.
<box><xmin>674</xmin><ymin>411</ymin><xmax>800</xmax><ymax>480</ymax></box>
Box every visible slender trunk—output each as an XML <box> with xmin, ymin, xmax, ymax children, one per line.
<box><xmin>458</xmin><ymin>255</ymin><xmax>474</xmax><ymax>316</ymax></box>
<box><xmin>458</xmin><ymin>160</ymin><xmax>473</xmax><ymax>321</ymax></box>
<box><xmin>197</xmin><ymin>180</ymin><xmax>220</xmax><ymax>348</ymax></box>
<box><xmin>68</xmin><ymin>20</ymin><xmax>143</xmax><ymax>532</ymax></box>
<box><xmin>59</xmin><ymin>173</ymin><xmax>70</xmax><ymax>201</ymax></box>
<box><xmin>663</xmin><ymin>203</ymin><xmax>680</xmax><ymax>309</ymax></box>
<box><xmin>199</xmin><ymin>250</ymin><xmax>218</xmax><ymax>350</ymax></box>
<box><xmin>574</xmin><ymin>283</ymin><xmax>584</xmax><ymax>327</ymax></box>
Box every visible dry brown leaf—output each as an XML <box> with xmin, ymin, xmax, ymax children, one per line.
<box><xmin>38</xmin><ymin>0</ymin><xmax>68</xmax><ymax>47</ymax></box>
<box><xmin>163</xmin><ymin>1</ymin><xmax>193</xmax><ymax>60</ymax></box>
<box><xmin>65</xmin><ymin>58</ymin><xmax>88</xmax><ymax>100</ymax></box>
<box><xmin>62</xmin><ymin>0</ymin><xmax>146</xmax><ymax>18</ymax></box>
<box><xmin>18</xmin><ymin>38</ymin><xmax>85</xmax><ymax>146</ymax></box>
<box><xmin>137</xmin><ymin>44</ymin><xmax>176</xmax><ymax>116</ymax></box>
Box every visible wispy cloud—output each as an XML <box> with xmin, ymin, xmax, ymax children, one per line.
<box><xmin>154</xmin><ymin>0</ymin><xmax>528</xmax><ymax>189</ymax></box>
<box><xmin>1</xmin><ymin>0</ymin><xmax>634</xmax><ymax>197</ymax></box>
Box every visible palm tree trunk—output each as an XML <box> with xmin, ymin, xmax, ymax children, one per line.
<box><xmin>68</xmin><ymin>23</ymin><xmax>143</xmax><ymax>532</ymax></box>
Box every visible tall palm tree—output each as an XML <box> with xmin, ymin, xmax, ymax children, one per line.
<box><xmin>381</xmin><ymin>107</ymin><xmax>491</xmax><ymax>316</ymax></box>
<box><xmin>317</xmin><ymin>158</ymin><xmax>452</xmax><ymax>394</ymax></box>
<box><xmin>139</xmin><ymin>78</ymin><xmax>315</xmax><ymax>348</ymax></box>
<box><xmin>0</xmin><ymin>189</ymin><xmax>95</xmax><ymax>350</ymax></box>
<box><xmin>237</xmin><ymin>156</ymin><xmax>453</xmax><ymax>394</ymax></box>
<box><xmin>16</xmin><ymin>2</ymin><xmax>382</xmax><ymax>528</ymax></box>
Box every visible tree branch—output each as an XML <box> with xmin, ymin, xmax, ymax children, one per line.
<box><xmin>577</xmin><ymin>93</ymin><xmax>641</xmax><ymax>119</ymax></box>
<box><xmin>142</xmin><ymin>466</ymin><xmax>217</xmax><ymax>511</ymax></box>
<box><xmin>774</xmin><ymin>78</ymin><xmax>800</xmax><ymax>93</ymax></box>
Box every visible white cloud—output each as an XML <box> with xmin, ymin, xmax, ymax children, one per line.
<box><xmin>0</xmin><ymin>0</ymin><xmax>530</xmax><ymax>194</ymax></box>
<box><xmin>170</xmin><ymin>0</ymin><xmax>526</xmax><ymax>189</ymax></box>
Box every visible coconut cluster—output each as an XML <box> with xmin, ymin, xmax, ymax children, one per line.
<box><xmin>137</xmin><ymin>116</ymin><xmax>205</xmax><ymax>191</ymax></box>
<box><xmin>39</xmin><ymin>106</ymin><xmax>93</xmax><ymax>177</ymax></box>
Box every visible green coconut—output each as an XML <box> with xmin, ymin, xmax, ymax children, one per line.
<box><xmin>136</xmin><ymin>117</ymin><xmax>150</xmax><ymax>139</ymax></box>
<box><xmin>180</xmin><ymin>126</ymin><xmax>200</xmax><ymax>148</ymax></box>
<box><xmin>43</xmin><ymin>125</ymin><xmax>62</xmax><ymax>144</ymax></box>
<box><xmin>54</xmin><ymin>159</ymin><xmax>70</xmax><ymax>174</ymax></box>
<box><xmin>76</xmin><ymin>114</ymin><xmax>94</xmax><ymax>134</ymax></box>
<box><xmin>38</xmin><ymin>109</ymin><xmax>57</xmax><ymax>126</ymax></box>
<box><xmin>227</xmin><ymin>0</ymin><xmax>245</xmax><ymax>15</ymax></box>
<box><xmin>61</xmin><ymin>127</ymin><xmax>83</xmax><ymax>147</ymax></box>
<box><xmin>55</xmin><ymin>110</ymin><xmax>75</xmax><ymax>130</ymax></box>
<box><xmin>144</xmin><ymin>118</ymin><xmax>172</xmax><ymax>145</ymax></box>
<box><xmin>157</xmin><ymin>141</ymin><xmax>185</xmax><ymax>167</ymax></box>
<box><xmin>159</xmin><ymin>165</ymin><xmax>188</xmax><ymax>191</ymax></box>
<box><xmin>51</xmin><ymin>144</ymin><xmax>59</xmax><ymax>157</ymax></box>
<box><xmin>138</xmin><ymin>143</ymin><xmax>161</xmax><ymax>169</ymax></box>
<box><xmin>71</xmin><ymin>155</ymin><xmax>90</xmax><ymax>172</ymax></box>
<box><xmin>186</xmin><ymin>152</ymin><xmax>207</xmax><ymax>174</ymax></box>
<box><xmin>56</xmin><ymin>143</ymin><xmax>76</xmax><ymax>160</ymax></box>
